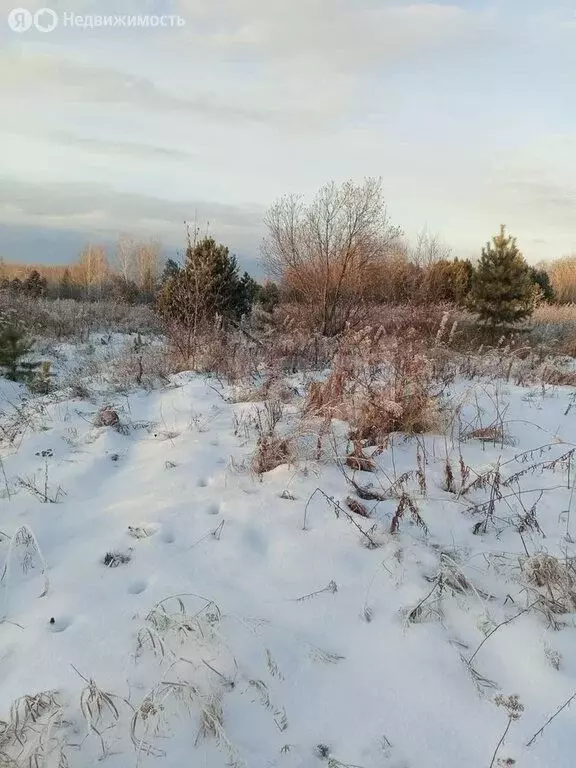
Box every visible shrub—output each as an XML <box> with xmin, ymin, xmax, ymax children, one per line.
<box><xmin>251</xmin><ymin>401</ymin><xmax>292</xmax><ymax>473</ymax></box>
<box><xmin>529</xmin><ymin>267</ymin><xmax>555</xmax><ymax>303</ymax></box>
<box><xmin>0</xmin><ymin>312</ymin><xmax>39</xmax><ymax>382</ymax></box>
<box><xmin>256</xmin><ymin>281</ymin><xmax>281</xmax><ymax>313</ymax></box>
<box><xmin>23</xmin><ymin>269</ymin><xmax>48</xmax><ymax>298</ymax></box>
<box><xmin>28</xmin><ymin>361</ymin><xmax>53</xmax><ymax>394</ymax></box>
<box><xmin>424</xmin><ymin>258</ymin><xmax>474</xmax><ymax>305</ymax></box>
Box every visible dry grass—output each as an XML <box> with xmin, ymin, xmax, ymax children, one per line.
<box><xmin>529</xmin><ymin>303</ymin><xmax>576</xmax><ymax>357</ymax></box>
<box><xmin>542</xmin><ymin>369</ymin><xmax>576</xmax><ymax>386</ymax></box>
<box><xmin>251</xmin><ymin>401</ymin><xmax>292</xmax><ymax>474</ymax></box>
<box><xmin>522</xmin><ymin>554</ymin><xmax>576</xmax><ymax>614</ymax></box>
<box><xmin>346</xmin><ymin>441</ymin><xmax>377</xmax><ymax>472</ymax></box>
<box><xmin>0</xmin><ymin>690</ymin><xmax>67</xmax><ymax>767</ymax></box>
<box><xmin>533</xmin><ymin>303</ymin><xmax>576</xmax><ymax>324</ymax></box>
<box><xmin>305</xmin><ymin>332</ymin><xmax>442</xmax><ymax>444</ymax></box>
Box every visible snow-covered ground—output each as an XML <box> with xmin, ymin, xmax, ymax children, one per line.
<box><xmin>1</xmin><ymin>341</ymin><xmax>576</xmax><ymax>767</ymax></box>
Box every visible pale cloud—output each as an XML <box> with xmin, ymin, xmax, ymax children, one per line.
<box><xmin>0</xmin><ymin>178</ymin><xmax>265</xmax><ymax>247</ymax></box>
<box><xmin>0</xmin><ymin>49</ymin><xmax>354</xmax><ymax>128</ymax></box>
<box><xmin>191</xmin><ymin>1</ymin><xmax>479</xmax><ymax>70</ymax></box>
<box><xmin>47</xmin><ymin>132</ymin><xmax>196</xmax><ymax>160</ymax></box>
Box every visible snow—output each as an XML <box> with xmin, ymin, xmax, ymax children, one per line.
<box><xmin>1</xmin><ymin>344</ymin><xmax>576</xmax><ymax>767</ymax></box>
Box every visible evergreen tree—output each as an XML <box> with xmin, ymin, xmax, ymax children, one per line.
<box><xmin>158</xmin><ymin>237</ymin><xmax>255</xmax><ymax>325</ymax></box>
<box><xmin>256</xmin><ymin>281</ymin><xmax>281</xmax><ymax>312</ymax></box>
<box><xmin>110</xmin><ymin>274</ymin><xmax>139</xmax><ymax>304</ymax></box>
<box><xmin>59</xmin><ymin>268</ymin><xmax>74</xmax><ymax>299</ymax></box>
<box><xmin>469</xmin><ymin>226</ymin><xmax>535</xmax><ymax>325</ymax></box>
<box><xmin>239</xmin><ymin>272</ymin><xmax>260</xmax><ymax>315</ymax></box>
<box><xmin>23</xmin><ymin>269</ymin><xmax>47</xmax><ymax>298</ymax></box>
<box><xmin>529</xmin><ymin>267</ymin><xmax>555</xmax><ymax>303</ymax></box>
<box><xmin>161</xmin><ymin>258</ymin><xmax>181</xmax><ymax>284</ymax></box>
<box><xmin>0</xmin><ymin>313</ymin><xmax>37</xmax><ymax>382</ymax></box>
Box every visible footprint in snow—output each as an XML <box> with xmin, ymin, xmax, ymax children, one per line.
<box><xmin>48</xmin><ymin>615</ymin><xmax>72</xmax><ymax>633</ymax></box>
<box><xmin>160</xmin><ymin>528</ymin><xmax>175</xmax><ymax>544</ymax></box>
<box><xmin>128</xmin><ymin>580</ymin><xmax>148</xmax><ymax>595</ymax></box>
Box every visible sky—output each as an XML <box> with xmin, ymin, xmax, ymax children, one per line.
<box><xmin>0</xmin><ymin>0</ymin><xmax>575</xmax><ymax>273</ymax></box>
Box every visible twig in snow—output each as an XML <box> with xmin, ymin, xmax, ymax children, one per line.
<box><xmin>468</xmin><ymin>600</ymin><xmax>540</xmax><ymax>664</ymax></box>
<box><xmin>0</xmin><ymin>456</ymin><xmax>11</xmax><ymax>500</ymax></box>
<box><xmin>184</xmin><ymin>520</ymin><xmax>226</xmax><ymax>551</ymax></box>
<box><xmin>292</xmin><ymin>580</ymin><xmax>338</xmax><ymax>602</ymax></box>
<box><xmin>303</xmin><ymin>488</ymin><xmax>380</xmax><ymax>548</ymax></box>
<box><xmin>526</xmin><ymin>690</ymin><xmax>576</xmax><ymax>747</ymax></box>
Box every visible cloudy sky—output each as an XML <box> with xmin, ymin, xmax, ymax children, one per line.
<box><xmin>0</xmin><ymin>0</ymin><xmax>575</xmax><ymax>272</ymax></box>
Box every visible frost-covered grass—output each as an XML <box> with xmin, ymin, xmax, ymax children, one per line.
<box><xmin>1</xmin><ymin>333</ymin><xmax>576</xmax><ymax>767</ymax></box>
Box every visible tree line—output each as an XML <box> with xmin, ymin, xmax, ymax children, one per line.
<box><xmin>1</xmin><ymin>178</ymin><xmax>574</xmax><ymax>336</ymax></box>
<box><xmin>0</xmin><ymin>238</ymin><xmax>162</xmax><ymax>303</ymax></box>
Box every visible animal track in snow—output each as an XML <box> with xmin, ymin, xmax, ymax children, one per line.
<box><xmin>206</xmin><ymin>501</ymin><xmax>223</xmax><ymax>515</ymax></box>
<box><xmin>48</xmin><ymin>615</ymin><xmax>72</xmax><ymax>633</ymax></box>
<box><xmin>127</xmin><ymin>580</ymin><xmax>148</xmax><ymax>595</ymax></box>
<box><xmin>159</xmin><ymin>528</ymin><xmax>175</xmax><ymax>544</ymax></box>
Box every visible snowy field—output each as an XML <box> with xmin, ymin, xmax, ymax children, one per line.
<box><xmin>1</xmin><ymin>334</ymin><xmax>576</xmax><ymax>767</ymax></box>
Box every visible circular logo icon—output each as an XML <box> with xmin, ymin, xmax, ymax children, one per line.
<box><xmin>7</xmin><ymin>7</ymin><xmax>33</xmax><ymax>32</ymax></box>
<box><xmin>34</xmin><ymin>7</ymin><xmax>58</xmax><ymax>32</ymax></box>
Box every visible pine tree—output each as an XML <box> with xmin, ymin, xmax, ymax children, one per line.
<box><xmin>469</xmin><ymin>226</ymin><xmax>535</xmax><ymax>326</ymax></box>
<box><xmin>158</xmin><ymin>236</ymin><xmax>254</xmax><ymax>325</ymax></box>
<box><xmin>256</xmin><ymin>281</ymin><xmax>281</xmax><ymax>312</ymax></box>
<box><xmin>59</xmin><ymin>268</ymin><xmax>74</xmax><ymax>299</ymax></box>
<box><xmin>23</xmin><ymin>269</ymin><xmax>47</xmax><ymax>298</ymax></box>
<box><xmin>529</xmin><ymin>267</ymin><xmax>555</xmax><ymax>303</ymax></box>
<box><xmin>239</xmin><ymin>272</ymin><xmax>260</xmax><ymax>315</ymax></box>
<box><xmin>161</xmin><ymin>258</ymin><xmax>180</xmax><ymax>284</ymax></box>
<box><xmin>0</xmin><ymin>313</ymin><xmax>37</xmax><ymax>382</ymax></box>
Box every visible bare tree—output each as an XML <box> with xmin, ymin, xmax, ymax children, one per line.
<box><xmin>115</xmin><ymin>234</ymin><xmax>137</xmax><ymax>284</ymax></box>
<box><xmin>135</xmin><ymin>239</ymin><xmax>160</xmax><ymax>293</ymax></box>
<box><xmin>115</xmin><ymin>235</ymin><xmax>160</xmax><ymax>294</ymax></box>
<box><xmin>75</xmin><ymin>245</ymin><xmax>109</xmax><ymax>299</ymax></box>
<box><xmin>261</xmin><ymin>178</ymin><xmax>401</xmax><ymax>335</ymax></box>
<box><xmin>410</xmin><ymin>227</ymin><xmax>452</xmax><ymax>267</ymax></box>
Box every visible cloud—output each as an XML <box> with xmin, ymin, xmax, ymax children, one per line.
<box><xmin>494</xmin><ymin>176</ymin><xmax>576</xmax><ymax>224</ymax></box>
<box><xmin>47</xmin><ymin>132</ymin><xmax>195</xmax><ymax>160</ymax></box>
<box><xmin>0</xmin><ymin>223</ymin><xmax>118</xmax><ymax>265</ymax></box>
<box><xmin>0</xmin><ymin>49</ymin><xmax>347</xmax><ymax>127</ymax></box>
<box><xmin>176</xmin><ymin>0</ymin><xmax>486</xmax><ymax>74</ymax></box>
<box><xmin>0</xmin><ymin>178</ymin><xmax>266</xmax><ymax>252</ymax></box>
